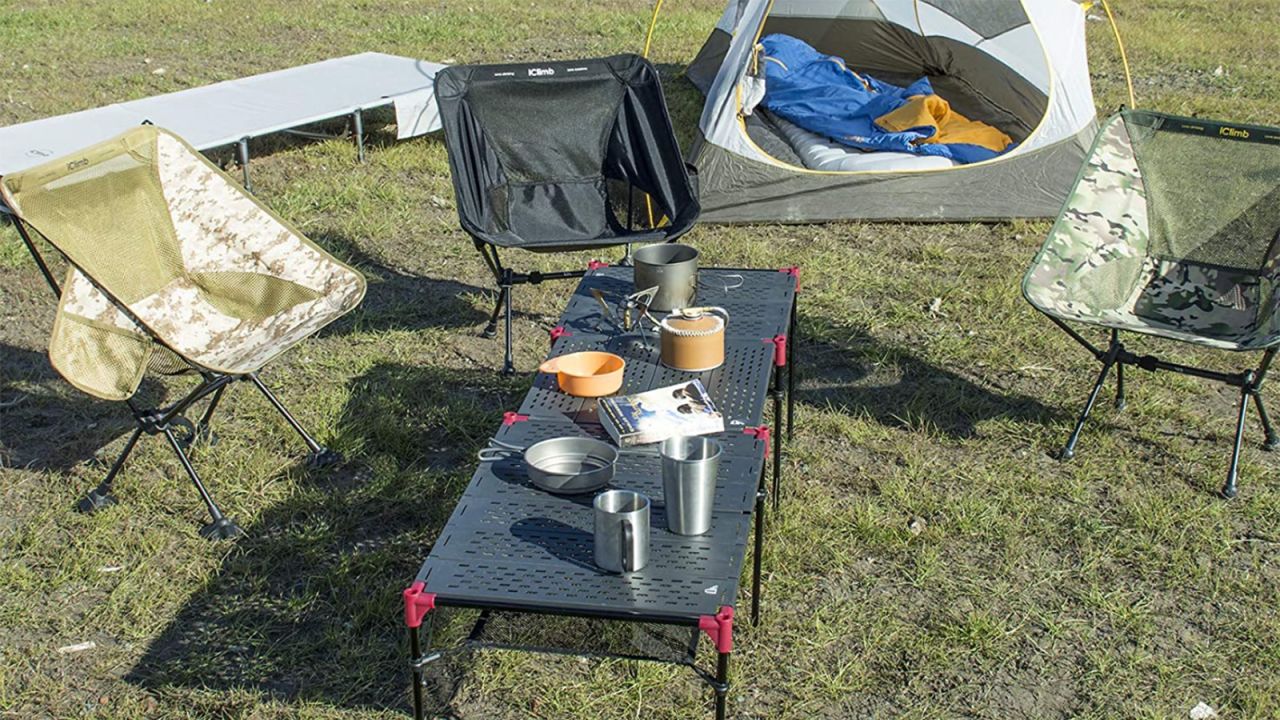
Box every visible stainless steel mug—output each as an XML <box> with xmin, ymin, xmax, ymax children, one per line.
<box><xmin>660</xmin><ymin>436</ymin><xmax>721</xmax><ymax>536</ymax></box>
<box><xmin>593</xmin><ymin>489</ymin><xmax>650</xmax><ymax>573</ymax></box>
<box><xmin>633</xmin><ymin>243</ymin><xmax>699</xmax><ymax>311</ymax></box>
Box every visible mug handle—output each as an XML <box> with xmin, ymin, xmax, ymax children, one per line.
<box><xmin>621</xmin><ymin>519</ymin><xmax>635</xmax><ymax>573</ymax></box>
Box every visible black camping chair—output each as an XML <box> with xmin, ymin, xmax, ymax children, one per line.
<box><xmin>434</xmin><ymin>54</ymin><xmax>700</xmax><ymax>373</ymax></box>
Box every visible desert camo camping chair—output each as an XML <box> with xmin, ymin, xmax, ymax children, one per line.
<box><xmin>434</xmin><ymin>54</ymin><xmax>700</xmax><ymax>373</ymax></box>
<box><xmin>0</xmin><ymin>125</ymin><xmax>366</xmax><ymax>538</ymax></box>
<box><xmin>1024</xmin><ymin>110</ymin><xmax>1280</xmax><ymax>497</ymax></box>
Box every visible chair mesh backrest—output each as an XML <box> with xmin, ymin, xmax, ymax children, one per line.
<box><xmin>434</xmin><ymin>54</ymin><xmax>699</xmax><ymax>249</ymax></box>
<box><xmin>1128</xmin><ymin>112</ymin><xmax>1280</xmax><ymax>271</ymax></box>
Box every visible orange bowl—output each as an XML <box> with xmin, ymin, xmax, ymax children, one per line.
<box><xmin>539</xmin><ymin>351</ymin><xmax>625</xmax><ymax>397</ymax></box>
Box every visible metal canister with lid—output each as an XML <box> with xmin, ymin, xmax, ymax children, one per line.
<box><xmin>659</xmin><ymin>307</ymin><xmax>728</xmax><ymax>372</ymax></box>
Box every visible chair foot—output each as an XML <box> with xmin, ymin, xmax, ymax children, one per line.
<box><xmin>76</xmin><ymin>489</ymin><xmax>119</xmax><ymax>514</ymax></box>
<box><xmin>1059</xmin><ymin>447</ymin><xmax>1075</xmax><ymax>461</ymax></box>
<box><xmin>200</xmin><ymin>516</ymin><xmax>243</xmax><ymax>540</ymax></box>
<box><xmin>1220</xmin><ymin>477</ymin><xmax>1239</xmax><ymax>499</ymax></box>
<box><xmin>1114</xmin><ymin>397</ymin><xmax>1127</xmax><ymax>412</ymax></box>
<box><xmin>1263</xmin><ymin>435</ymin><xmax>1279</xmax><ymax>452</ymax></box>
<box><xmin>306</xmin><ymin>448</ymin><xmax>344</xmax><ymax>469</ymax></box>
<box><xmin>481</xmin><ymin>322</ymin><xmax>498</xmax><ymax>339</ymax></box>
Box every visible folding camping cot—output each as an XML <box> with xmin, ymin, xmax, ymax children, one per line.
<box><xmin>0</xmin><ymin>52</ymin><xmax>447</xmax><ymax>189</ymax></box>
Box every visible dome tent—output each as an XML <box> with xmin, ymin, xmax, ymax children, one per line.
<box><xmin>685</xmin><ymin>0</ymin><xmax>1099</xmax><ymax>222</ymax></box>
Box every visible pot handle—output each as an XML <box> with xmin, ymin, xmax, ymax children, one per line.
<box><xmin>477</xmin><ymin>439</ymin><xmax>524</xmax><ymax>462</ymax></box>
<box><xmin>620</xmin><ymin>519</ymin><xmax>635</xmax><ymax>573</ymax></box>
<box><xmin>538</xmin><ymin>357</ymin><xmax>560</xmax><ymax>374</ymax></box>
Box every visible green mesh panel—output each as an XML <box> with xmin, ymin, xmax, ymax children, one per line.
<box><xmin>191</xmin><ymin>271</ymin><xmax>322</xmax><ymax>323</ymax></box>
<box><xmin>6</xmin><ymin>131</ymin><xmax>183</xmax><ymax>303</ymax></box>
<box><xmin>1125</xmin><ymin>112</ymin><xmax>1280</xmax><ymax>272</ymax></box>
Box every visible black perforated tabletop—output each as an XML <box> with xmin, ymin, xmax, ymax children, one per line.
<box><xmin>412</xmin><ymin>266</ymin><xmax>797</xmax><ymax>624</ymax></box>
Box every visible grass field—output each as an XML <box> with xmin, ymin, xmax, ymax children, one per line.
<box><xmin>3</xmin><ymin>1</ymin><xmax>1280</xmax><ymax>718</ymax></box>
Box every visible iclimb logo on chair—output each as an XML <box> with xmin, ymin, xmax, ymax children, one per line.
<box><xmin>527</xmin><ymin>66</ymin><xmax>555</xmax><ymax>77</ymax></box>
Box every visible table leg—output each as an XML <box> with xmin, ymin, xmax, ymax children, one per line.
<box><xmin>714</xmin><ymin>651</ymin><xmax>731</xmax><ymax>720</ymax></box>
<box><xmin>752</xmin><ymin>464</ymin><xmax>765</xmax><ymax>626</ymax></box>
<box><xmin>788</xmin><ymin>301</ymin><xmax>797</xmax><ymax>442</ymax></box>
<box><xmin>772</xmin><ymin>366</ymin><xmax>783</xmax><ymax>511</ymax></box>
<box><xmin>409</xmin><ymin>625</ymin><xmax>425</xmax><ymax>720</ymax></box>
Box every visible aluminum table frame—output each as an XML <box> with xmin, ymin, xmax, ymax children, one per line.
<box><xmin>403</xmin><ymin>265</ymin><xmax>799</xmax><ymax>719</ymax></box>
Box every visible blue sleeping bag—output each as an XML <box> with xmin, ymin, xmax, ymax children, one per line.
<box><xmin>759</xmin><ymin>34</ymin><xmax>1009</xmax><ymax>165</ymax></box>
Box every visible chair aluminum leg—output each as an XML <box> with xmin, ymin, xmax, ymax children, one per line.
<box><xmin>1114</xmin><ymin>362</ymin><xmax>1127</xmax><ymax>411</ymax></box>
<box><xmin>1253</xmin><ymin>392</ymin><xmax>1279</xmax><ymax>451</ymax></box>
<box><xmin>77</xmin><ymin>427</ymin><xmax>144</xmax><ymax>513</ymax></box>
<box><xmin>247</xmin><ymin>374</ymin><xmax>342</xmax><ymax>467</ymax></box>
<box><xmin>1223</xmin><ymin>383</ymin><xmax>1252</xmax><ymax>499</ymax></box>
<box><xmin>181</xmin><ymin>384</ymin><xmax>225</xmax><ymax>450</ymax></box>
<box><xmin>502</xmin><ymin>276</ymin><xmax>515</xmax><ymax>375</ymax></box>
<box><xmin>162</xmin><ymin>426</ymin><xmax>241</xmax><ymax>539</ymax></box>
<box><xmin>1061</xmin><ymin>346</ymin><xmax>1119</xmax><ymax>461</ymax></box>
<box><xmin>483</xmin><ymin>287</ymin><xmax>506</xmax><ymax>339</ymax></box>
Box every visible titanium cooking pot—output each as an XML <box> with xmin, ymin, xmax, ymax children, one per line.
<box><xmin>633</xmin><ymin>243</ymin><xmax>699</xmax><ymax>312</ymax></box>
<box><xmin>478</xmin><ymin>437</ymin><xmax>619</xmax><ymax>494</ymax></box>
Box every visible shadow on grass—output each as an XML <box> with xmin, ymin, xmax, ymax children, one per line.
<box><xmin>0</xmin><ymin>342</ymin><xmax>171</xmax><ymax>472</ymax></box>
<box><xmin>125</xmin><ymin>361</ymin><xmax>527</xmax><ymax>714</ymax></box>
<box><xmin>796</xmin><ymin>318</ymin><xmax>1065</xmax><ymax>439</ymax></box>
<box><xmin>313</xmin><ymin>232</ymin><xmax>495</xmax><ymax>336</ymax></box>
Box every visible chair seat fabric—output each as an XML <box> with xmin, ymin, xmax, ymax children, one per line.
<box><xmin>2</xmin><ymin>126</ymin><xmax>365</xmax><ymax>399</ymax></box>
<box><xmin>1024</xmin><ymin>111</ymin><xmax>1280</xmax><ymax>352</ymax></box>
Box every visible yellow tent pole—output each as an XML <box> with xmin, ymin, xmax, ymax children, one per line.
<box><xmin>640</xmin><ymin>0</ymin><xmax>665</xmax><ymax>229</ymax></box>
<box><xmin>643</xmin><ymin>0</ymin><xmax>665</xmax><ymax>59</ymax></box>
<box><xmin>1098</xmin><ymin>0</ymin><xmax>1137</xmax><ymax>107</ymax></box>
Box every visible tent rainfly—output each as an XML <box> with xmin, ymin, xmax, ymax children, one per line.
<box><xmin>686</xmin><ymin>0</ymin><xmax>1100</xmax><ymax>223</ymax></box>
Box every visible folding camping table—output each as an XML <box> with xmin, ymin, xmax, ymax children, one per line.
<box><xmin>0</xmin><ymin>52</ymin><xmax>446</xmax><ymax>188</ymax></box>
<box><xmin>403</xmin><ymin>265</ymin><xmax>799</xmax><ymax>720</ymax></box>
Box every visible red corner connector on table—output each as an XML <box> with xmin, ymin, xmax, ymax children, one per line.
<box><xmin>778</xmin><ymin>266</ymin><xmax>800</xmax><ymax>292</ymax></box>
<box><xmin>403</xmin><ymin>581</ymin><xmax>437</xmax><ymax>629</ymax></box>
<box><xmin>502</xmin><ymin>411</ymin><xmax>530</xmax><ymax>426</ymax></box>
<box><xmin>743</xmin><ymin>425</ymin><xmax>771</xmax><ymax>459</ymax></box>
<box><xmin>762</xmin><ymin>334</ymin><xmax>787</xmax><ymax>368</ymax></box>
<box><xmin>698</xmin><ymin>606</ymin><xmax>735</xmax><ymax>654</ymax></box>
<box><xmin>587</xmin><ymin>259</ymin><xmax>610</xmax><ymax>271</ymax></box>
<box><xmin>549</xmin><ymin>325</ymin><xmax>572</xmax><ymax>346</ymax></box>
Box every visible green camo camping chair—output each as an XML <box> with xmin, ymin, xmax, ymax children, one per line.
<box><xmin>1024</xmin><ymin>110</ymin><xmax>1280</xmax><ymax>497</ymax></box>
<box><xmin>1</xmin><ymin>125</ymin><xmax>366</xmax><ymax>537</ymax></box>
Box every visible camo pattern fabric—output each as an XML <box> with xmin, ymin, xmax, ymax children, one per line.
<box><xmin>129</xmin><ymin>132</ymin><xmax>366</xmax><ymax>372</ymax></box>
<box><xmin>1024</xmin><ymin>114</ymin><xmax>1280</xmax><ymax>351</ymax></box>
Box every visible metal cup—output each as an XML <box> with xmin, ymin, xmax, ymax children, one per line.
<box><xmin>633</xmin><ymin>243</ymin><xmax>698</xmax><ymax>311</ymax></box>
<box><xmin>593</xmin><ymin>490</ymin><xmax>650</xmax><ymax>574</ymax></box>
<box><xmin>660</xmin><ymin>436</ymin><xmax>721</xmax><ymax>536</ymax></box>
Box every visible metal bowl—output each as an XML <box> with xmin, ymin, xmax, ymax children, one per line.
<box><xmin>523</xmin><ymin>437</ymin><xmax>618</xmax><ymax>494</ymax></box>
